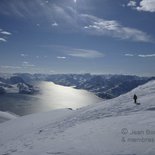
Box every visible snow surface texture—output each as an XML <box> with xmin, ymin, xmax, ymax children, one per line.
<box><xmin>0</xmin><ymin>111</ymin><xmax>18</xmax><ymax>123</ymax></box>
<box><xmin>0</xmin><ymin>80</ymin><xmax>155</xmax><ymax>155</ymax></box>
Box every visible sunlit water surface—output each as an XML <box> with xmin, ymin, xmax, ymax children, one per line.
<box><xmin>0</xmin><ymin>82</ymin><xmax>102</xmax><ymax>116</ymax></box>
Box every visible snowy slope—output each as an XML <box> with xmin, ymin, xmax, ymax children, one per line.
<box><xmin>0</xmin><ymin>111</ymin><xmax>18</xmax><ymax>123</ymax></box>
<box><xmin>0</xmin><ymin>80</ymin><xmax>155</xmax><ymax>155</ymax></box>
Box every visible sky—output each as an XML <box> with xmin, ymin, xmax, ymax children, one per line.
<box><xmin>0</xmin><ymin>0</ymin><xmax>155</xmax><ymax>76</ymax></box>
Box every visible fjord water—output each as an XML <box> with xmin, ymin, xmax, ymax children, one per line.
<box><xmin>0</xmin><ymin>82</ymin><xmax>102</xmax><ymax>116</ymax></box>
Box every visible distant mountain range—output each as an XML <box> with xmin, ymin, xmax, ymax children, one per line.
<box><xmin>0</xmin><ymin>76</ymin><xmax>37</xmax><ymax>94</ymax></box>
<box><xmin>44</xmin><ymin>74</ymin><xmax>155</xmax><ymax>99</ymax></box>
<box><xmin>0</xmin><ymin>73</ymin><xmax>155</xmax><ymax>99</ymax></box>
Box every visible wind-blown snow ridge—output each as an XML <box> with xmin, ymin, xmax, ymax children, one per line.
<box><xmin>0</xmin><ymin>80</ymin><xmax>155</xmax><ymax>155</ymax></box>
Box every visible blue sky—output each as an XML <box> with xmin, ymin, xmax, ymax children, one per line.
<box><xmin>0</xmin><ymin>0</ymin><xmax>155</xmax><ymax>76</ymax></box>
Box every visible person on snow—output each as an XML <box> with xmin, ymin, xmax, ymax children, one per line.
<box><xmin>133</xmin><ymin>94</ymin><xmax>137</xmax><ymax>104</ymax></box>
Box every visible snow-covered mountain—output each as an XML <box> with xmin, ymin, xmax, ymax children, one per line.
<box><xmin>0</xmin><ymin>80</ymin><xmax>155</xmax><ymax>155</ymax></box>
<box><xmin>0</xmin><ymin>76</ymin><xmax>38</xmax><ymax>94</ymax></box>
<box><xmin>2</xmin><ymin>73</ymin><xmax>154</xmax><ymax>99</ymax></box>
<box><xmin>44</xmin><ymin>74</ymin><xmax>155</xmax><ymax>99</ymax></box>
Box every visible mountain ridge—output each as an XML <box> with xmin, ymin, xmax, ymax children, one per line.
<box><xmin>1</xmin><ymin>73</ymin><xmax>154</xmax><ymax>99</ymax></box>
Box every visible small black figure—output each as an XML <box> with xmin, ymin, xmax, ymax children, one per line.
<box><xmin>133</xmin><ymin>94</ymin><xmax>137</xmax><ymax>104</ymax></box>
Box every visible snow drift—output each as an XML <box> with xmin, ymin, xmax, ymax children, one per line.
<box><xmin>0</xmin><ymin>80</ymin><xmax>155</xmax><ymax>155</ymax></box>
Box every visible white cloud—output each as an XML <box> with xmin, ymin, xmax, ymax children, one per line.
<box><xmin>0</xmin><ymin>65</ymin><xmax>21</xmax><ymax>69</ymax></box>
<box><xmin>42</xmin><ymin>45</ymin><xmax>104</xmax><ymax>59</ymax></box>
<box><xmin>124</xmin><ymin>53</ymin><xmax>155</xmax><ymax>58</ymax></box>
<box><xmin>81</xmin><ymin>14</ymin><xmax>153</xmax><ymax>42</ymax></box>
<box><xmin>138</xmin><ymin>54</ymin><xmax>155</xmax><ymax>57</ymax></box>
<box><xmin>1</xmin><ymin>31</ymin><xmax>11</xmax><ymax>35</ymax></box>
<box><xmin>127</xmin><ymin>0</ymin><xmax>155</xmax><ymax>12</ymax></box>
<box><xmin>125</xmin><ymin>53</ymin><xmax>134</xmax><ymax>57</ymax></box>
<box><xmin>127</xmin><ymin>1</ymin><xmax>136</xmax><ymax>7</ymax></box>
<box><xmin>0</xmin><ymin>28</ymin><xmax>12</xmax><ymax>43</ymax></box>
<box><xmin>137</xmin><ymin>0</ymin><xmax>155</xmax><ymax>12</ymax></box>
<box><xmin>36</xmin><ymin>23</ymin><xmax>40</xmax><ymax>27</ymax></box>
<box><xmin>57</xmin><ymin>56</ymin><xmax>66</xmax><ymax>59</ymax></box>
<box><xmin>52</xmin><ymin>22</ymin><xmax>58</xmax><ymax>27</ymax></box>
<box><xmin>23</xmin><ymin>61</ymin><xmax>29</xmax><ymax>64</ymax></box>
<box><xmin>0</xmin><ymin>1</ymin><xmax>153</xmax><ymax>42</ymax></box>
<box><xmin>67</xmin><ymin>48</ymin><xmax>104</xmax><ymax>58</ymax></box>
<box><xmin>20</xmin><ymin>53</ymin><xmax>27</xmax><ymax>57</ymax></box>
<box><xmin>0</xmin><ymin>38</ymin><xmax>7</xmax><ymax>42</ymax></box>
<box><xmin>22</xmin><ymin>61</ymin><xmax>35</xmax><ymax>67</ymax></box>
